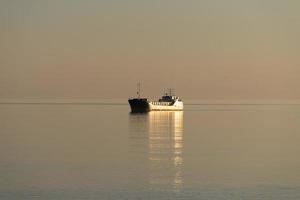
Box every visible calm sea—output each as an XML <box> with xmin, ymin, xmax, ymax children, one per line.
<box><xmin>1</xmin><ymin>104</ymin><xmax>300</xmax><ymax>200</ymax></box>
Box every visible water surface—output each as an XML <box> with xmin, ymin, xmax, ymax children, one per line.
<box><xmin>1</xmin><ymin>104</ymin><xmax>300</xmax><ymax>199</ymax></box>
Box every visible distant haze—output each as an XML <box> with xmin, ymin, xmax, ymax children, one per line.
<box><xmin>1</xmin><ymin>0</ymin><xmax>299</xmax><ymax>102</ymax></box>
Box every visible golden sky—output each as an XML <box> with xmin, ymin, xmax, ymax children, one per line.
<box><xmin>1</xmin><ymin>0</ymin><xmax>299</xmax><ymax>101</ymax></box>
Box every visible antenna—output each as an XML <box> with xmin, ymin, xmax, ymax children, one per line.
<box><xmin>137</xmin><ymin>82</ymin><xmax>141</xmax><ymax>98</ymax></box>
<box><xmin>167</xmin><ymin>88</ymin><xmax>175</xmax><ymax>96</ymax></box>
<box><xmin>169</xmin><ymin>88</ymin><xmax>172</xmax><ymax>96</ymax></box>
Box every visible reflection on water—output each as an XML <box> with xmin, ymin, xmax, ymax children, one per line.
<box><xmin>1</xmin><ymin>104</ymin><xmax>300</xmax><ymax>199</ymax></box>
<box><xmin>129</xmin><ymin>111</ymin><xmax>183</xmax><ymax>191</ymax></box>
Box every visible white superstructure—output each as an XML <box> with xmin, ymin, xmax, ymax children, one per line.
<box><xmin>148</xmin><ymin>95</ymin><xmax>183</xmax><ymax>111</ymax></box>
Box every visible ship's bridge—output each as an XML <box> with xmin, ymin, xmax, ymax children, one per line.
<box><xmin>159</xmin><ymin>95</ymin><xmax>181</xmax><ymax>102</ymax></box>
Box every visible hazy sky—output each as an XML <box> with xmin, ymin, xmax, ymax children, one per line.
<box><xmin>1</xmin><ymin>0</ymin><xmax>299</xmax><ymax>101</ymax></box>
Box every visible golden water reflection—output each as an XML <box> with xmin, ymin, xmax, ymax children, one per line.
<box><xmin>129</xmin><ymin>111</ymin><xmax>184</xmax><ymax>191</ymax></box>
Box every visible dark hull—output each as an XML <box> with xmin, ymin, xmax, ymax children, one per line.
<box><xmin>128</xmin><ymin>98</ymin><xmax>150</xmax><ymax>113</ymax></box>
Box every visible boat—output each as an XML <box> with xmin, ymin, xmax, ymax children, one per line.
<box><xmin>128</xmin><ymin>84</ymin><xmax>183</xmax><ymax>112</ymax></box>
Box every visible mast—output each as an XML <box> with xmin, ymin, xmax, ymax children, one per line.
<box><xmin>137</xmin><ymin>82</ymin><xmax>141</xmax><ymax>98</ymax></box>
<box><xmin>169</xmin><ymin>88</ymin><xmax>172</xmax><ymax>96</ymax></box>
<box><xmin>166</xmin><ymin>88</ymin><xmax>175</xmax><ymax>96</ymax></box>
<box><xmin>164</xmin><ymin>88</ymin><xmax>167</xmax><ymax>96</ymax></box>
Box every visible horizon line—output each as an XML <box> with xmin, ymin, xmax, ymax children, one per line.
<box><xmin>1</xmin><ymin>102</ymin><xmax>300</xmax><ymax>106</ymax></box>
